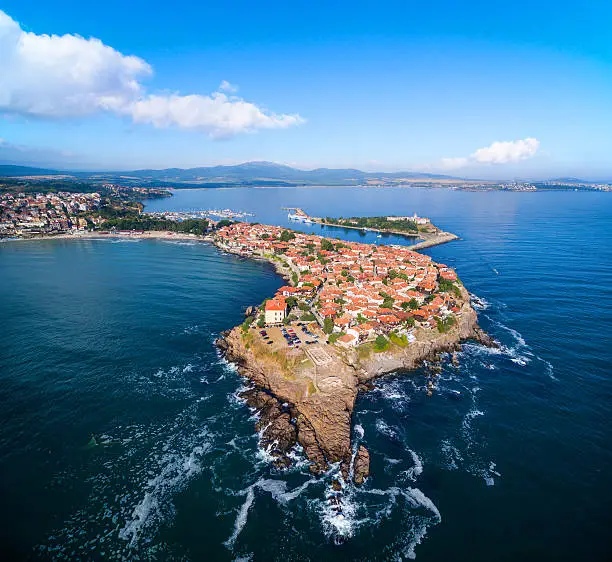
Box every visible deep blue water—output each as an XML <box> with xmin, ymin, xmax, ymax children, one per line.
<box><xmin>1</xmin><ymin>188</ymin><xmax>611</xmax><ymax>561</ymax></box>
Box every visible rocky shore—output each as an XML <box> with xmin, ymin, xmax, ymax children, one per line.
<box><xmin>216</xmin><ymin>286</ymin><xmax>495</xmax><ymax>487</ymax></box>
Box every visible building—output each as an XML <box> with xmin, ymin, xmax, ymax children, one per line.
<box><xmin>265</xmin><ymin>298</ymin><xmax>287</xmax><ymax>325</ymax></box>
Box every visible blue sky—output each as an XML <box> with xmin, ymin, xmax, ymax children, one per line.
<box><xmin>1</xmin><ymin>0</ymin><xmax>611</xmax><ymax>178</ymax></box>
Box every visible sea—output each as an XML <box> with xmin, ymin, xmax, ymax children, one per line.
<box><xmin>1</xmin><ymin>187</ymin><xmax>611</xmax><ymax>561</ymax></box>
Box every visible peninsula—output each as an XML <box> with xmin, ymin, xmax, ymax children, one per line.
<box><xmin>215</xmin><ymin>222</ymin><xmax>493</xmax><ymax>486</ymax></box>
<box><xmin>287</xmin><ymin>208</ymin><xmax>459</xmax><ymax>251</ymax></box>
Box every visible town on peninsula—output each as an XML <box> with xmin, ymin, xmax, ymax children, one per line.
<box><xmin>214</xmin><ymin>221</ymin><xmax>495</xmax><ymax>489</ymax></box>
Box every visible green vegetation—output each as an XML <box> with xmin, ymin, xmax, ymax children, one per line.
<box><xmin>280</xmin><ymin>230</ymin><xmax>296</xmax><ymax>242</ymax></box>
<box><xmin>324</xmin><ymin>216</ymin><xmax>419</xmax><ymax>234</ymax></box>
<box><xmin>291</xmin><ymin>272</ymin><xmax>299</xmax><ymax>284</ymax></box>
<box><xmin>328</xmin><ymin>331</ymin><xmax>346</xmax><ymax>344</ymax></box>
<box><xmin>301</xmin><ymin>312</ymin><xmax>317</xmax><ymax>322</ymax></box>
<box><xmin>241</xmin><ymin>316</ymin><xmax>254</xmax><ymax>333</ymax></box>
<box><xmin>320</xmin><ymin>238</ymin><xmax>335</xmax><ymax>252</ymax></box>
<box><xmin>216</xmin><ymin>219</ymin><xmax>233</xmax><ymax>229</ymax></box>
<box><xmin>323</xmin><ymin>317</ymin><xmax>334</xmax><ymax>334</ymax></box>
<box><xmin>389</xmin><ymin>332</ymin><xmax>409</xmax><ymax>347</ymax></box>
<box><xmin>436</xmin><ymin>316</ymin><xmax>456</xmax><ymax>333</ymax></box>
<box><xmin>374</xmin><ymin>334</ymin><xmax>390</xmax><ymax>352</ymax></box>
<box><xmin>438</xmin><ymin>277</ymin><xmax>462</xmax><ymax>298</ymax></box>
<box><xmin>286</xmin><ymin>296</ymin><xmax>298</xmax><ymax>309</ymax></box>
<box><xmin>400</xmin><ymin>298</ymin><xmax>419</xmax><ymax>310</ymax></box>
<box><xmin>379</xmin><ymin>292</ymin><xmax>395</xmax><ymax>309</ymax></box>
<box><xmin>101</xmin><ymin>216</ymin><xmax>210</xmax><ymax>235</ymax></box>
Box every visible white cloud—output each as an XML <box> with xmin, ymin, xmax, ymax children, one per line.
<box><xmin>472</xmin><ymin>138</ymin><xmax>540</xmax><ymax>164</ymax></box>
<box><xmin>127</xmin><ymin>93</ymin><xmax>304</xmax><ymax>138</ymax></box>
<box><xmin>0</xmin><ymin>10</ymin><xmax>304</xmax><ymax>137</ymax></box>
<box><xmin>219</xmin><ymin>80</ymin><xmax>238</xmax><ymax>93</ymax></box>
<box><xmin>439</xmin><ymin>138</ymin><xmax>540</xmax><ymax>169</ymax></box>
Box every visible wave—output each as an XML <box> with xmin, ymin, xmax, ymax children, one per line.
<box><xmin>373</xmin><ymin>378</ymin><xmax>413</xmax><ymax>411</ymax></box>
<box><xmin>402</xmin><ymin>450</ymin><xmax>424</xmax><ymax>481</ymax></box>
<box><xmin>225</xmin><ymin>477</ymin><xmax>318</xmax><ymax>548</ymax></box>
<box><xmin>40</xmin><ymin>405</ymin><xmax>214</xmax><ymax>559</ymax></box>
<box><xmin>376</xmin><ymin>419</ymin><xmax>399</xmax><ymax>440</ymax></box>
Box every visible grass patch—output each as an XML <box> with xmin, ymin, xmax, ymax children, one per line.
<box><xmin>389</xmin><ymin>332</ymin><xmax>408</xmax><ymax>347</ymax></box>
<box><xmin>307</xmin><ymin>380</ymin><xmax>317</xmax><ymax>395</ymax></box>
<box><xmin>436</xmin><ymin>315</ymin><xmax>456</xmax><ymax>333</ymax></box>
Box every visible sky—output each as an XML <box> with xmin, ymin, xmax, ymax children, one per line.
<box><xmin>1</xmin><ymin>1</ymin><xmax>611</xmax><ymax>179</ymax></box>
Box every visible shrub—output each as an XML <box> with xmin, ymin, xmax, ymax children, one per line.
<box><xmin>436</xmin><ymin>316</ymin><xmax>456</xmax><ymax>333</ymax></box>
<box><xmin>374</xmin><ymin>334</ymin><xmax>389</xmax><ymax>352</ymax></box>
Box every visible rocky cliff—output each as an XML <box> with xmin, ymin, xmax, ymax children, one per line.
<box><xmin>217</xmin><ymin>288</ymin><xmax>493</xmax><ymax>486</ymax></box>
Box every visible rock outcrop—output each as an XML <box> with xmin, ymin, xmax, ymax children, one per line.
<box><xmin>353</xmin><ymin>445</ymin><xmax>370</xmax><ymax>485</ymax></box>
<box><xmin>217</xmin><ymin>287</ymin><xmax>493</xmax><ymax>484</ymax></box>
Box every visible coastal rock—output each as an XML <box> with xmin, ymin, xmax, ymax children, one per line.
<box><xmin>353</xmin><ymin>445</ymin><xmax>370</xmax><ymax>485</ymax></box>
<box><xmin>241</xmin><ymin>388</ymin><xmax>298</xmax><ymax>464</ymax></box>
<box><xmin>216</xmin><ymin>273</ymin><xmax>491</xmax><ymax>486</ymax></box>
<box><xmin>474</xmin><ymin>327</ymin><xmax>499</xmax><ymax>348</ymax></box>
<box><xmin>245</xmin><ymin>305</ymin><xmax>255</xmax><ymax>317</ymax></box>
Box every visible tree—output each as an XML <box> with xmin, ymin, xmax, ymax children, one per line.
<box><xmin>216</xmin><ymin>219</ymin><xmax>233</xmax><ymax>229</ymax></box>
<box><xmin>408</xmin><ymin>298</ymin><xmax>419</xmax><ymax>310</ymax></box>
<box><xmin>320</xmin><ymin>238</ymin><xmax>334</xmax><ymax>252</ymax></box>
<box><xmin>292</xmin><ymin>272</ymin><xmax>299</xmax><ymax>284</ymax></box>
<box><xmin>323</xmin><ymin>317</ymin><xmax>334</xmax><ymax>334</ymax></box>
<box><xmin>374</xmin><ymin>334</ymin><xmax>389</xmax><ymax>352</ymax></box>
<box><xmin>280</xmin><ymin>230</ymin><xmax>296</xmax><ymax>242</ymax></box>
<box><xmin>286</xmin><ymin>296</ymin><xmax>298</xmax><ymax>309</ymax></box>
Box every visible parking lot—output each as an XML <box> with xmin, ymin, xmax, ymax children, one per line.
<box><xmin>255</xmin><ymin>321</ymin><xmax>323</xmax><ymax>351</ymax></box>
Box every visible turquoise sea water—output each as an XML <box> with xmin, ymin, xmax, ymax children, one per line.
<box><xmin>1</xmin><ymin>188</ymin><xmax>611</xmax><ymax>561</ymax></box>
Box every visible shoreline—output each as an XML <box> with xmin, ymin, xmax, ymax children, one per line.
<box><xmin>0</xmin><ymin>230</ymin><xmax>214</xmax><ymax>244</ymax></box>
<box><xmin>211</xmin><ymin>226</ymin><xmax>494</xmax><ymax>488</ymax></box>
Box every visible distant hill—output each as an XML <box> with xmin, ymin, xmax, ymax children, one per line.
<box><xmin>1</xmin><ymin>161</ymin><xmax>466</xmax><ymax>186</ymax></box>
<box><xmin>96</xmin><ymin>161</ymin><xmax>462</xmax><ymax>185</ymax></box>
<box><xmin>0</xmin><ymin>164</ymin><xmax>67</xmax><ymax>177</ymax></box>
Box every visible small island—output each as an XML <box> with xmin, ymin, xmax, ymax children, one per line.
<box><xmin>214</xmin><ymin>222</ymin><xmax>493</xmax><ymax>487</ymax></box>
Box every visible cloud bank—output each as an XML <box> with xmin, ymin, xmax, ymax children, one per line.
<box><xmin>0</xmin><ymin>10</ymin><xmax>303</xmax><ymax>137</ymax></box>
<box><xmin>440</xmin><ymin>138</ymin><xmax>540</xmax><ymax>169</ymax></box>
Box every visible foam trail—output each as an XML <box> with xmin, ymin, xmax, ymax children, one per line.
<box><xmin>403</xmin><ymin>450</ymin><xmax>423</xmax><ymax>481</ymax></box>
<box><xmin>225</xmin><ymin>486</ymin><xmax>255</xmax><ymax>548</ymax></box>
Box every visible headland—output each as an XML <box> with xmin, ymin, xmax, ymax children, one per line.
<box><xmin>214</xmin><ymin>222</ymin><xmax>493</xmax><ymax>486</ymax></box>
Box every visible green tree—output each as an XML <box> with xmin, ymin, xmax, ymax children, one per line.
<box><xmin>323</xmin><ymin>317</ymin><xmax>334</xmax><ymax>334</ymax></box>
<box><xmin>320</xmin><ymin>238</ymin><xmax>334</xmax><ymax>252</ymax></box>
<box><xmin>280</xmin><ymin>230</ymin><xmax>296</xmax><ymax>242</ymax></box>
<box><xmin>374</xmin><ymin>334</ymin><xmax>389</xmax><ymax>352</ymax></box>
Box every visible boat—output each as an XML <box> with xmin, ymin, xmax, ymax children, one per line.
<box><xmin>288</xmin><ymin>212</ymin><xmax>312</xmax><ymax>223</ymax></box>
